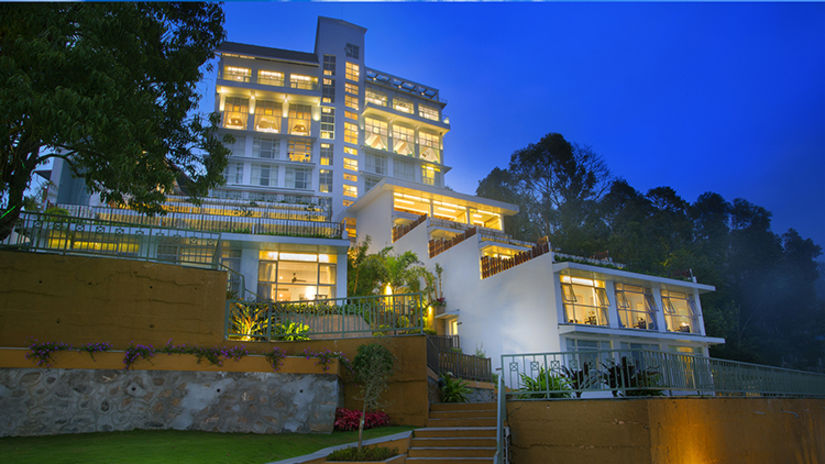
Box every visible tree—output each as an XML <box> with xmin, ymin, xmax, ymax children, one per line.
<box><xmin>0</xmin><ymin>3</ymin><xmax>230</xmax><ymax>240</ymax></box>
<box><xmin>351</xmin><ymin>343</ymin><xmax>395</xmax><ymax>451</ymax></box>
<box><xmin>347</xmin><ymin>238</ymin><xmax>434</xmax><ymax>297</ymax></box>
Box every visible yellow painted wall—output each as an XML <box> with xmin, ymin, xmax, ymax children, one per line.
<box><xmin>508</xmin><ymin>397</ymin><xmax>825</xmax><ymax>464</ymax></box>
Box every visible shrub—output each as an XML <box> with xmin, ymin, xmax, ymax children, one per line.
<box><xmin>440</xmin><ymin>374</ymin><xmax>470</xmax><ymax>403</ymax></box>
<box><xmin>518</xmin><ymin>367</ymin><xmax>572</xmax><ymax>399</ymax></box>
<box><xmin>327</xmin><ymin>446</ymin><xmax>398</xmax><ymax>462</ymax></box>
<box><xmin>334</xmin><ymin>408</ymin><xmax>390</xmax><ymax>431</ymax></box>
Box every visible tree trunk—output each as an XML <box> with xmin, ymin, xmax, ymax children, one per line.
<box><xmin>1</xmin><ymin>143</ymin><xmax>40</xmax><ymax>241</ymax></box>
<box><xmin>357</xmin><ymin>401</ymin><xmax>367</xmax><ymax>451</ymax></box>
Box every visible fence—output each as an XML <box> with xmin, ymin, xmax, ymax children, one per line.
<box><xmin>426</xmin><ymin>335</ymin><xmax>492</xmax><ymax>382</ymax></box>
<box><xmin>225</xmin><ymin>293</ymin><xmax>426</xmax><ymax>341</ymax></box>
<box><xmin>501</xmin><ymin>349</ymin><xmax>825</xmax><ymax>399</ymax></box>
<box><xmin>428</xmin><ymin>227</ymin><xmax>477</xmax><ymax>258</ymax></box>
<box><xmin>480</xmin><ymin>238</ymin><xmax>550</xmax><ymax>279</ymax></box>
<box><xmin>2</xmin><ymin>211</ymin><xmax>222</xmax><ymax>269</ymax></box>
<box><xmin>391</xmin><ymin>214</ymin><xmax>427</xmax><ymax>242</ymax></box>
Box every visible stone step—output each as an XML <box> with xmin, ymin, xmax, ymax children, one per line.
<box><xmin>430</xmin><ymin>402</ymin><xmax>496</xmax><ymax>412</ymax></box>
<box><xmin>414</xmin><ymin>427</ymin><xmax>496</xmax><ymax>438</ymax></box>
<box><xmin>429</xmin><ymin>409</ymin><xmax>498</xmax><ymax>419</ymax></box>
<box><xmin>412</xmin><ymin>437</ymin><xmax>496</xmax><ymax>448</ymax></box>
<box><xmin>406</xmin><ymin>458</ymin><xmax>494</xmax><ymax>464</ymax></box>
<box><xmin>408</xmin><ymin>447</ymin><xmax>497</xmax><ymax>458</ymax></box>
<box><xmin>427</xmin><ymin>417</ymin><xmax>496</xmax><ymax>428</ymax></box>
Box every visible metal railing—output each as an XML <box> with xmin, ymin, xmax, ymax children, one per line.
<box><xmin>494</xmin><ymin>371</ymin><xmax>510</xmax><ymax>464</ymax></box>
<box><xmin>501</xmin><ymin>349</ymin><xmax>825</xmax><ymax>399</ymax></box>
<box><xmin>426</xmin><ymin>335</ymin><xmax>492</xmax><ymax>382</ymax></box>
<box><xmin>391</xmin><ymin>214</ymin><xmax>427</xmax><ymax>242</ymax></box>
<box><xmin>225</xmin><ymin>293</ymin><xmax>426</xmax><ymax>341</ymax></box>
<box><xmin>481</xmin><ymin>238</ymin><xmax>550</xmax><ymax>279</ymax></box>
<box><xmin>428</xmin><ymin>227</ymin><xmax>476</xmax><ymax>258</ymax></box>
<box><xmin>2</xmin><ymin>211</ymin><xmax>221</xmax><ymax>269</ymax></box>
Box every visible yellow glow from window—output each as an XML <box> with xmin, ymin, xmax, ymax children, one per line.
<box><xmin>319</xmin><ymin>254</ymin><xmax>337</xmax><ymax>264</ymax></box>
<box><xmin>260</xmin><ymin>251</ymin><xmax>279</xmax><ymax>260</ymax></box>
<box><xmin>343</xmin><ymin>199</ymin><xmax>354</xmax><ymax>207</ymax></box>
<box><xmin>343</xmin><ymin>173</ymin><xmax>358</xmax><ymax>182</ymax></box>
<box><xmin>279</xmin><ymin>252</ymin><xmax>318</xmax><ymax>262</ymax></box>
<box><xmin>344</xmin><ymin>158</ymin><xmax>358</xmax><ymax>171</ymax></box>
<box><xmin>345</xmin><ymin>110</ymin><xmax>358</xmax><ymax>120</ymax></box>
<box><xmin>343</xmin><ymin>185</ymin><xmax>358</xmax><ymax>198</ymax></box>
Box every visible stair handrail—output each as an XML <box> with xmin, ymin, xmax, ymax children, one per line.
<box><xmin>494</xmin><ymin>367</ymin><xmax>509</xmax><ymax>464</ymax></box>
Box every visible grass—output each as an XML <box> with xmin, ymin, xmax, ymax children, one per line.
<box><xmin>0</xmin><ymin>426</ymin><xmax>413</xmax><ymax>464</ymax></box>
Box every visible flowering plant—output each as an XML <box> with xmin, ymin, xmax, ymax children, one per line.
<box><xmin>26</xmin><ymin>340</ymin><xmax>72</xmax><ymax>367</ymax></box>
<box><xmin>77</xmin><ymin>342</ymin><xmax>112</xmax><ymax>360</ymax></box>
<box><xmin>123</xmin><ymin>343</ymin><xmax>155</xmax><ymax>369</ymax></box>
<box><xmin>303</xmin><ymin>348</ymin><xmax>351</xmax><ymax>372</ymax></box>
<box><xmin>265</xmin><ymin>347</ymin><xmax>287</xmax><ymax>371</ymax></box>
<box><xmin>333</xmin><ymin>408</ymin><xmax>390</xmax><ymax>431</ymax></box>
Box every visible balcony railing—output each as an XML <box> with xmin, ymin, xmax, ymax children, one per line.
<box><xmin>481</xmin><ymin>238</ymin><xmax>550</xmax><ymax>279</ymax></box>
<box><xmin>225</xmin><ymin>293</ymin><xmax>425</xmax><ymax>340</ymax></box>
<box><xmin>502</xmin><ymin>349</ymin><xmax>825</xmax><ymax>399</ymax></box>
<box><xmin>426</xmin><ymin>335</ymin><xmax>492</xmax><ymax>382</ymax></box>
<box><xmin>429</xmin><ymin>227</ymin><xmax>477</xmax><ymax>258</ymax></box>
<box><xmin>392</xmin><ymin>214</ymin><xmax>427</xmax><ymax>242</ymax></box>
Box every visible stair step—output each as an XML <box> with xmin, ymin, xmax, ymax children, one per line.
<box><xmin>429</xmin><ymin>409</ymin><xmax>498</xmax><ymax>419</ymax></box>
<box><xmin>430</xmin><ymin>402</ymin><xmax>496</xmax><ymax>412</ymax></box>
<box><xmin>412</xmin><ymin>437</ymin><xmax>496</xmax><ymax>447</ymax></box>
<box><xmin>414</xmin><ymin>427</ymin><xmax>496</xmax><ymax>438</ymax></box>
<box><xmin>409</xmin><ymin>447</ymin><xmax>497</xmax><ymax>458</ymax></box>
<box><xmin>406</xmin><ymin>458</ymin><xmax>494</xmax><ymax>464</ymax></box>
<box><xmin>427</xmin><ymin>418</ymin><xmax>496</xmax><ymax>428</ymax></box>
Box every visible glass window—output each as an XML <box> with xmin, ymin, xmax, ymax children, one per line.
<box><xmin>343</xmin><ymin>184</ymin><xmax>358</xmax><ymax>198</ymax></box>
<box><xmin>343</xmin><ymin>146</ymin><xmax>358</xmax><ymax>156</ymax></box>
<box><xmin>418</xmin><ymin>104</ymin><xmax>439</xmax><ymax>121</ymax></box>
<box><xmin>394</xmin><ymin>159</ymin><xmax>414</xmax><ymax>181</ymax></box>
<box><xmin>228</xmin><ymin>135</ymin><xmax>246</xmax><ymax>156</ymax></box>
<box><xmin>343</xmin><ymin>157</ymin><xmax>358</xmax><ymax>171</ymax></box>
<box><xmin>319</xmin><ymin>169</ymin><xmax>332</xmax><ymax>193</ymax></box>
<box><xmin>365</xmin><ymin>117</ymin><xmax>389</xmax><ymax>150</ymax></box>
<box><xmin>343</xmin><ymin>173</ymin><xmax>358</xmax><ymax>182</ymax></box>
<box><xmin>320</xmin><ymin>143</ymin><xmax>333</xmax><ymax>166</ymax></box>
<box><xmin>254</xmin><ymin>100</ymin><xmax>281</xmax><ymax>133</ymax></box>
<box><xmin>224</xmin><ymin>163</ymin><xmax>243</xmax><ymax>184</ymax></box>
<box><xmin>345</xmin><ymin>94</ymin><xmax>359</xmax><ymax>111</ymax></box>
<box><xmin>345</xmin><ymin>82</ymin><xmax>359</xmax><ymax>95</ymax></box>
<box><xmin>223</xmin><ymin>97</ymin><xmax>248</xmax><ymax>130</ymax></box>
<box><xmin>285</xmin><ymin>167</ymin><xmax>310</xmax><ymax>189</ymax></box>
<box><xmin>343</xmin><ymin>199</ymin><xmax>353</xmax><ymax>207</ymax></box>
<box><xmin>323</xmin><ymin>55</ymin><xmax>336</xmax><ymax>76</ymax></box>
<box><xmin>393</xmin><ymin>98</ymin><xmax>413</xmax><ymax>114</ymax></box>
<box><xmin>287</xmin><ymin>140</ymin><xmax>311</xmax><ymax>163</ymax></box>
<box><xmin>345</xmin><ymin>43</ymin><xmax>360</xmax><ymax>59</ymax></box>
<box><xmin>345</xmin><ymin>61</ymin><xmax>360</xmax><ymax>81</ymax></box>
<box><xmin>257</xmin><ymin>257</ymin><xmax>336</xmax><ymax>302</ymax></box>
<box><xmin>344</xmin><ymin>122</ymin><xmax>358</xmax><ymax>145</ymax></box>
<box><xmin>366</xmin><ymin>89</ymin><xmax>387</xmax><ymax>107</ymax></box>
<box><xmin>290</xmin><ymin>74</ymin><xmax>317</xmax><ymax>90</ymax></box>
<box><xmin>419</xmin><ymin>131</ymin><xmax>441</xmax><ymax>163</ymax></box>
<box><xmin>421</xmin><ymin>165</ymin><xmax>439</xmax><ymax>186</ymax></box>
<box><xmin>615</xmin><ymin>283</ymin><xmax>658</xmax><ymax>330</ymax></box>
<box><xmin>321</xmin><ymin>107</ymin><xmax>335</xmax><ymax>139</ymax></box>
<box><xmin>392</xmin><ymin>125</ymin><xmax>414</xmax><ymax>156</ymax></box>
<box><xmin>662</xmin><ymin>289</ymin><xmax>697</xmax><ymax>333</ymax></box>
<box><xmin>365</xmin><ymin>153</ymin><xmax>387</xmax><ymax>175</ymax></box>
<box><xmin>364</xmin><ymin>175</ymin><xmax>380</xmax><ymax>193</ymax></box>
<box><xmin>322</xmin><ymin>78</ymin><xmax>335</xmax><ymax>104</ymax></box>
<box><xmin>251</xmin><ymin>164</ymin><xmax>275</xmax><ymax>187</ymax></box>
<box><xmin>253</xmin><ymin>136</ymin><xmax>278</xmax><ymax>159</ymax></box>
<box><xmin>257</xmin><ymin>70</ymin><xmax>284</xmax><ymax>87</ymax></box>
<box><xmin>223</xmin><ymin>66</ymin><xmax>250</xmax><ymax>83</ymax></box>
<box><xmin>288</xmin><ymin>104</ymin><xmax>311</xmax><ymax>136</ymax></box>
<box><xmin>559</xmin><ymin>276</ymin><xmax>610</xmax><ymax>326</ymax></box>
<box><xmin>345</xmin><ymin>110</ymin><xmax>358</xmax><ymax>121</ymax></box>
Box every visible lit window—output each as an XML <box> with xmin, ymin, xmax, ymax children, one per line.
<box><xmin>559</xmin><ymin>276</ymin><xmax>610</xmax><ymax>326</ymax></box>
<box><xmin>223</xmin><ymin>66</ymin><xmax>251</xmax><ymax>83</ymax></box>
<box><xmin>322</xmin><ymin>78</ymin><xmax>335</xmax><ymax>104</ymax></box>
<box><xmin>343</xmin><ymin>184</ymin><xmax>358</xmax><ymax>198</ymax></box>
<box><xmin>344</xmin><ymin>122</ymin><xmax>358</xmax><ymax>145</ymax></box>
<box><xmin>421</xmin><ymin>165</ymin><xmax>439</xmax><ymax>186</ymax></box>
<box><xmin>366</xmin><ymin>89</ymin><xmax>387</xmax><ymax>107</ymax></box>
<box><xmin>254</xmin><ymin>100</ymin><xmax>281</xmax><ymax>133</ymax></box>
<box><xmin>288</xmin><ymin>140</ymin><xmax>311</xmax><ymax>163</ymax></box>
<box><xmin>365</xmin><ymin>153</ymin><xmax>387</xmax><ymax>175</ymax></box>
<box><xmin>392</xmin><ymin>124</ymin><xmax>414</xmax><ymax>156</ymax></box>
<box><xmin>345</xmin><ymin>94</ymin><xmax>359</xmax><ymax>111</ymax></box>
<box><xmin>344</xmin><ymin>157</ymin><xmax>358</xmax><ymax>171</ymax></box>
<box><xmin>343</xmin><ymin>173</ymin><xmax>358</xmax><ymax>182</ymax></box>
<box><xmin>419</xmin><ymin>131</ymin><xmax>441</xmax><ymax>163</ymax></box>
<box><xmin>345</xmin><ymin>62</ymin><xmax>360</xmax><ymax>82</ymax></box>
<box><xmin>290</xmin><ymin>74</ymin><xmax>317</xmax><ymax>90</ymax></box>
<box><xmin>251</xmin><ymin>164</ymin><xmax>275</xmax><ymax>187</ymax></box>
<box><xmin>345</xmin><ymin>110</ymin><xmax>358</xmax><ymax>121</ymax></box>
<box><xmin>343</xmin><ymin>146</ymin><xmax>358</xmax><ymax>156</ymax></box>
<box><xmin>320</xmin><ymin>143</ymin><xmax>333</xmax><ymax>166</ymax></box>
<box><xmin>285</xmin><ymin>167</ymin><xmax>310</xmax><ymax>190</ymax></box>
<box><xmin>224</xmin><ymin>163</ymin><xmax>243</xmax><ymax>184</ymax></box>
<box><xmin>257</xmin><ymin>70</ymin><xmax>284</xmax><ymax>87</ymax></box>
<box><xmin>253</xmin><ymin>136</ymin><xmax>278</xmax><ymax>159</ymax></box>
<box><xmin>365</xmin><ymin>117</ymin><xmax>389</xmax><ymax>150</ymax></box>
<box><xmin>345</xmin><ymin>82</ymin><xmax>359</xmax><ymax>95</ymax></box>
<box><xmin>615</xmin><ymin>283</ymin><xmax>658</xmax><ymax>330</ymax></box>
<box><xmin>323</xmin><ymin>55</ymin><xmax>336</xmax><ymax>76</ymax></box>
<box><xmin>393</xmin><ymin>98</ymin><xmax>413</xmax><ymax>114</ymax></box>
<box><xmin>288</xmin><ymin>104</ymin><xmax>311</xmax><ymax>136</ymax></box>
<box><xmin>222</xmin><ymin>97</ymin><xmax>248</xmax><ymax>130</ymax></box>
<box><xmin>662</xmin><ymin>289</ymin><xmax>697</xmax><ymax>333</ymax></box>
<box><xmin>256</xmin><ymin>255</ymin><xmax>336</xmax><ymax>302</ymax></box>
<box><xmin>319</xmin><ymin>169</ymin><xmax>333</xmax><ymax>193</ymax></box>
<box><xmin>321</xmin><ymin>107</ymin><xmax>335</xmax><ymax>139</ymax></box>
<box><xmin>343</xmin><ymin>199</ymin><xmax>354</xmax><ymax>207</ymax></box>
<box><xmin>418</xmin><ymin>104</ymin><xmax>439</xmax><ymax>121</ymax></box>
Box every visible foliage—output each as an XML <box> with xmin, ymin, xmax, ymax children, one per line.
<box><xmin>352</xmin><ymin>343</ymin><xmax>396</xmax><ymax>450</ymax></box>
<box><xmin>303</xmin><ymin>348</ymin><xmax>351</xmax><ymax>372</ymax></box>
<box><xmin>77</xmin><ymin>342</ymin><xmax>112</xmax><ymax>361</ymax></box>
<box><xmin>123</xmin><ymin>343</ymin><xmax>156</xmax><ymax>370</ymax></box>
<box><xmin>156</xmin><ymin>340</ymin><xmax>248</xmax><ymax>367</ymax></box>
<box><xmin>228</xmin><ymin>302</ymin><xmax>270</xmax><ymax>341</ymax></box>
<box><xmin>264</xmin><ymin>347</ymin><xmax>287</xmax><ymax>371</ymax></box>
<box><xmin>601</xmin><ymin>357</ymin><xmax>663</xmax><ymax>397</ymax></box>
<box><xmin>348</xmin><ymin>238</ymin><xmax>435</xmax><ymax>297</ymax></box>
<box><xmin>518</xmin><ymin>367</ymin><xmax>572</xmax><ymax>399</ymax></box>
<box><xmin>439</xmin><ymin>374</ymin><xmax>471</xmax><ymax>403</ymax></box>
<box><xmin>26</xmin><ymin>340</ymin><xmax>72</xmax><ymax>367</ymax></box>
<box><xmin>0</xmin><ymin>3</ymin><xmax>230</xmax><ymax>241</ymax></box>
<box><xmin>333</xmin><ymin>408</ymin><xmax>391</xmax><ymax>431</ymax></box>
<box><xmin>559</xmin><ymin>364</ymin><xmax>599</xmax><ymax>398</ymax></box>
<box><xmin>274</xmin><ymin>321</ymin><xmax>311</xmax><ymax>341</ymax></box>
<box><xmin>327</xmin><ymin>446</ymin><xmax>399</xmax><ymax>462</ymax></box>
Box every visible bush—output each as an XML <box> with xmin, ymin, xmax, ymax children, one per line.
<box><xmin>439</xmin><ymin>374</ymin><xmax>470</xmax><ymax>403</ymax></box>
<box><xmin>327</xmin><ymin>446</ymin><xmax>398</xmax><ymax>462</ymax></box>
<box><xmin>518</xmin><ymin>367</ymin><xmax>572</xmax><ymax>399</ymax></box>
<box><xmin>334</xmin><ymin>408</ymin><xmax>390</xmax><ymax>431</ymax></box>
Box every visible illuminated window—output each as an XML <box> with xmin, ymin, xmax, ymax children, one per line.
<box><xmin>394</xmin><ymin>159</ymin><xmax>414</xmax><ymax>181</ymax></box>
<box><xmin>253</xmin><ymin>136</ymin><xmax>278</xmax><ymax>159</ymax></box>
<box><xmin>251</xmin><ymin>164</ymin><xmax>275</xmax><ymax>187</ymax></box>
<box><xmin>322</xmin><ymin>78</ymin><xmax>335</xmax><ymax>104</ymax></box>
<box><xmin>418</xmin><ymin>104</ymin><xmax>439</xmax><ymax>121</ymax></box>
<box><xmin>345</xmin><ymin>82</ymin><xmax>359</xmax><ymax>95</ymax></box>
<box><xmin>392</xmin><ymin>124</ymin><xmax>414</xmax><ymax>156</ymax></box>
<box><xmin>319</xmin><ymin>169</ymin><xmax>333</xmax><ymax>193</ymax></box>
<box><xmin>222</xmin><ymin>97</ymin><xmax>248</xmax><ymax>130</ymax></box>
<box><xmin>285</xmin><ymin>167</ymin><xmax>310</xmax><ymax>189</ymax></box>
<box><xmin>662</xmin><ymin>289</ymin><xmax>697</xmax><ymax>333</ymax></box>
<box><xmin>343</xmin><ymin>173</ymin><xmax>358</xmax><ymax>182</ymax></box>
<box><xmin>344</xmin><ymin>122</ymin><xmax>358</xmax><ymax>145</ymax></box>
<box><xmin>342</xmin><ymin>199</ymin><xmax>354</xmax><ymax>207</ymax></box>
<box><xmin>365</xmin><ymin>117</ymin><xmax>389</xmax><ymax>150</ymax></box>
<box><xmin>321</xmin><ymin>107</ymin><xmax>335</xmax><ymax>139</ymax></box>
<box><xmin>421</xmin><ymin>165</ymin><xmax>439</xmax><ymax>185</ymax></box>
<box><xmin>343</xmin><ymin>184</ymin><xmax>358</xmax><ymax>198</ymax></box>
<box><xmin>345</xmin><ymin>43</ymin><xmax>360</xmax><ymax>59</ymax></box>
<box><xmin>257</xmin><ymin>254</ymin><xmax>337</xmax><ymax>302</ymax></box>
<box><xmin>344</xmin><ymin>146</ymin><xmax>358</xmax><ymax>156</ymax></box>
<box><xmin>223</xmin><ymin>66</ymin><xmax>250</xmax><ymax>83</ymax></box>
<box><xmin>615</xmin><ymin>283</ymin><xmax>658</xmax><ymax>330</ymax></box>
<box><xmin>288</xmin><ymin>104</ymin><xmax>311</xmax><ymax>136</ymax></box>
<box><xmin>257</xmin><ymin>70</ymin><xmax>284</xmax><ymax>87</ymax></box>
<box><xmin>393</xmin><ymin>98</ymin><xmax>413</xmax><ymax>114</ymax></box>
<box><xmin>320</xmin><ymin>143</ymin><xmax>333</xmax><ymax>166</ymax></box>
<box><xmin>419</xmin><ymin>132</ymin><xmax>440</xmax><ymax>163</ymax></box>
<box><xmin>559</xmin><ymin>276</ymin><xmax>610</xmax><ymax>326</ymax></box>
<box><xmin>290</xmin><ymin>74</ymin><xmax>317</xmax><ymax>90</ymax></box>
<box><xmin>344</xmin><ymin>157</ymin><xmax>358</xmax><ymax>171</ymax></box>
<box><xmin>365</xmin><ymin>153</ymin><xmax>387</xmax><ymax>175</ymax></box>
<box><xmin>345</xmin><ymin>62</ymin><xmax>360</xmax><ymax>81</ymax></box>
<box><xmin>366</xmin><ymin>89</ymin><xmax>387</xmax><ymax>107</ymax></box>
<box><xmin>345</xmin><ymin>110</ymin><xmax>358</xmax><ymax>120</ymax></box>
<box><xmin>345</xmin><ymin>94</ymin><xmax>359</xmax><ymax>110</ymax></box>
<box><xmin>224</xmin><ymin>163</ymin><xmax>243</xmax><ymax>184</ymax></box>
<box><xmin>287</xmin><ymin>140</ymin><xmax>311</xmax><ymax>163</ymax></box>
<box><xmin>323</xmin><ymin>55</ymin><xmax>336</xmax><ymax>76</ymax></box>
<box><xmin>254</xmin><ymin>100</ymin><xmax>281</xmax><ymax>133</ymax></box>
<box><xmin>344</xmin><ymin>217</ymin><xmax>356</xmax><ymax>239</ymax></box>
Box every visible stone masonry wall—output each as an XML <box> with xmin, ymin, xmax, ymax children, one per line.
<box><xmin>0</xmin><ymin>368</ymin><xmax>341</xmax><ymax>437</ymax></box>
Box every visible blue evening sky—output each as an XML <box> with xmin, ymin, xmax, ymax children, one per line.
<box><xmin>211</xmin><ymin>2</ymin><xmax>825</xmax><ymax>247</ymax></box>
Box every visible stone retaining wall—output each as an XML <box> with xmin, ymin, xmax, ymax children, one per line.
<box><xmin>0</xmin><ymin>368</ymin><xmax>341</xmax><ymax>437</ymax></box>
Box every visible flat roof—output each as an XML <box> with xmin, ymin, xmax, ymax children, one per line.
<box><xmin>219</xmin><ymin>42</ymin><xmax>318</xmax><ymax>65</ymax></box>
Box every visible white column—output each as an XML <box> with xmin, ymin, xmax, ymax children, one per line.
<box><xmin>652</xmin><ymin>287</ymin><xmax>668</xmax><ymax>333</ymax></box>
<box><xmin>336</xmin><ymin>250</ymin><xmax>348</xmax><ymax>299</ymax></box>
<box><xmin>239</xmin><ymin>245</ymin><xmax>259</xmax><ymax>298</ymax></box>
<box><xmin>692</xmin><ymin>290</ymin><xmax>707</xmax><ymax>335</ymax></box>
<box><xmin>605</xmin><ymin>280</ymin><xmax>620</xmax><ymax>329</ymax></box>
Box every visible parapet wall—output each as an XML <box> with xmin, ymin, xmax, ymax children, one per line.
<box><xmin>507</xmin><ymin>397</ymin><xmax>825</xmax><ymax>464</ymax></box>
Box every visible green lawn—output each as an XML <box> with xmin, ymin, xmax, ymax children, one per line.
<box><xmin>0</xmin><ymin>426</ymin><xmax>413</xmax><ymax>464</ymax></box>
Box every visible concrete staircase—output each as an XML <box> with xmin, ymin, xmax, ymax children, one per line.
<box><xmin>407</xmin><ymin>402</ymin><xmax>497</xmax><ymax>464</ymax></box>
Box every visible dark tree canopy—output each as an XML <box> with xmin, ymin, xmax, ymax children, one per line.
<box><xmin>0</xmin><ymin>2</ymin><xmax>230</xmax><ymax>239</ymax></box>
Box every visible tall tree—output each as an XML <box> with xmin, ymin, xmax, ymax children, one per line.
<box><xmin>0</xmin><ymin>3</ymin><xmax>230</xmax><ymax>240</ymax></box>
